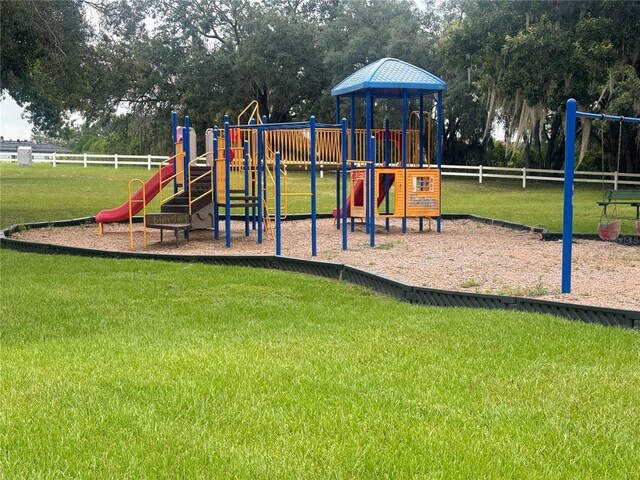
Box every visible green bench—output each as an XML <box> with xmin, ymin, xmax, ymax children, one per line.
<box><xmin>597</xmin><ymin>189</ymin><xmax>640</xmax><ymax>219</ymax></box>
<box><xmin>145</xmin><ymin>213</ymin><xmax>191</xmax><ymax>243</ymax></box>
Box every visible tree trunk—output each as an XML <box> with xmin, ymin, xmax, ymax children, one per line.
<box><xmin>252</xmin><ymin>81</ymin><xmax>269</xmax><ymax>122</ymax></box>
<box><xmin>533</xmin><ymin>121</ymin><xmax>542</xmax><ymax>168</ymax></box>
<box><xmin>444</xmin><ymin>114</ymin><xmax>457</xmax><ymax>165</ymax></box>
<box><xmin>551</xmin><ymin>138</ymin><xmax>565</xmax><ymax>170</ymax></box>
<box><xmin>545</xmin><ymin>113</ymin><xmax>561</xmax><ymax>170</ymax></box>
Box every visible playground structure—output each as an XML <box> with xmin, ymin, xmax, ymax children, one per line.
<box><xmin>95</xmin><ymin>58</ymin><xmax>447</xmax><ymax>254</ymax></box>
<box><xmin>562</xmin><ymin>99</ymin><xmax>640</xmax><ymax>293</ymax></box>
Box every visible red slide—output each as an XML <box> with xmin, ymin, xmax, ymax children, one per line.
<box><xmin>96</xmin><ymin>160</ymin><xmax>175</xmax><ymax>223</ymax></box>
<box><xmin>333</xmin><ymin>132</ymin><xmax>401</xmax><ymax>218</ymax></box>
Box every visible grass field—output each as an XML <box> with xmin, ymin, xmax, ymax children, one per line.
<box><xmin>1</xmin><ymin>250</ymin><xmax>639</xmax><ymax>478</ymax></box>
<box><xmin>1</xmin><ymin>162</ymin><xmax>639</xmax><ymax>477</ymax></box>
<box><xmin>2</xmin><ymin>163</ymin><xmax>638</xmax><ymax>233</ymax></box>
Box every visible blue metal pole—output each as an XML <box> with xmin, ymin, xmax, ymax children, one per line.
<box><xmin>370</xmin><ymin>135</ymin><xmax>376</xmax><ymax>247</ymax></box>
<box><xmin>172</xmin><ymin>112</ymin><xmax>178</xmax><ymax>194</ymax></box>
<box><xmin>257</xmin><ymin>127</ymin><xmax>263</xmax><ymax>244</ymax></box>
<box><xmin>336</xmin><ymin>170</ymin><xmax>341</xmax><ymax>230</ymax></box>
<box><xmin>250</xmin><ymin>118</ymin><xmax>257</xmax><ymax>230</ymax></box>
<box><xmin>562</xmin><ymin>99</ymin><xmax>577</xmax><ymax>294</ymax></box>
<box><xmin>335</xmin><ymin>97</ymin><xmax>342</xmax><ymax>230</ymax></box>
<box><xmin>213</xmin><ymin>128</ymin><xmax>219</xmax><ymax>240</ymax></box>
<box><xmin>224</xmin><ymin>121</ymin><xmax>231</xmax><ymax>248</ymax></box>
<box><xmin>419</xmin><ymin>94</ymin><xmax>424</xmax><ymax>167</ymax></box>
<box><xmin>342</xmin><ymin>118</ymin><xmax>348</xmax><ymax>250</ymax></box>
<box><xmin>437</xmin><ymin>91</ymin><xmax>443</xmax><ymax>233</ymax></box>
<box><xmin>243</xmin><ymin>139</ymin><xmax>250</xmax><ymax>237</ymax></box>
<box><xmin>402</xmin><ymin>91</ymin><xmax>408</xmax><ymax>234</ymax></box>
<box><xmin>275</xmin><ymin>151</ymin><xmax>282</xmax><ymax>256</ymax></box>
<box><xmin>419</xmin><ymin>94</ymin><xmax>425</xmax><ymax>232</ymax></box>
<box><xmin>336</xmin><ymin>101</ymin><xmax>340</xmax><ymax>231</ymax></box>
<box><xmin>310</xmin><ymin>116</ymin><xmax>317</xmax><ymax>257</ymax></box>
<box><xmin>365</xmin><ymin>91</ymin><xmax>372</xmax><ymax>234</ymax></box>
<box><xmin>385</xmin><ymin>117</ymin><xmax>390</xmax><ymax>232</ymax></box>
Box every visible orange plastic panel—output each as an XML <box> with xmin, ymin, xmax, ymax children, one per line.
<box><xmin>405</xmin><ymin>168</ymin><xmax>440</xmax><ymax>217</ymax></box>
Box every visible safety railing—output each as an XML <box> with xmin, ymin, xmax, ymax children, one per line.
<box><xmin>187</xmin><ymin>153</ymin><xmax>214</xmax><ymax>215</ymax></box>
<box><xmin>158</xmin><ymin>152</ymin><xmax>184</xmax><ymax>206</ymax></box>
<box><xmin>0</xmin><ymin>128</ymin><xmax>418</xmax><ymax>170</ymax></box>
<box><xmin>259</xmin><ymin>128</ymin><xmax>421</xmax><ymax>168</ymax></box>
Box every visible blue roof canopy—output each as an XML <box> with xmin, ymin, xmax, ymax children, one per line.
<box><xmin>331</xmin><ymin>58</ymin><xmax>446</xmax><ymax>98</ymax></box>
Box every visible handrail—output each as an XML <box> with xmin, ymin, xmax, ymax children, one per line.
<box><xmin>128</xmin><ymin>178</ymin><xmax>147</xmax><ymax>250</ymax></box>
<box><xmin>159</xmin><ymin>172</ymin><xmax>181</xmax><ymax>204</ymax></box>
<box><xmin>237</xmin><ymin>100</ymin><xmax>262</xmax><ymax>125</ymax></box>
<box><xmin>187</xmin><ymin>152</ymin><xmax>214</xmax><ymax>215</ymax></box>
<box><xmin>158</xmin><ymin>152</ymin><xmax>184</xmax><ymax>205</ymax></box>
<box><xmin>263</xmin><ymin>157</ymin><xmax>283</xmax><ymax>220</ymax></box>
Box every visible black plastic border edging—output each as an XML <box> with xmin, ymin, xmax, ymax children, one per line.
<box><xmin>1</xmin><ymin>217</ymin><xmax>639</xmax><ymax>329</ymax></box>
<box><xmin>541</xmin><ymin>231</ymin><xmax>640</xmax><ymax>245</ymax></box>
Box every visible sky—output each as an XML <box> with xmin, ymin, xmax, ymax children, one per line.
<box><xmin>0</xmin><ymin>96</ymin><xmax>33</xmax><ymax>140</ymax></box>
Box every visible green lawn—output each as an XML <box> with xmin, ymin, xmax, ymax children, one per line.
<box><xmin>1</xmin><ymin>162</ymin><xmax>639</xmax><ymax>477</ymax></box>
<box><xmin>2</xmin><ymin>163</ymin><xmax>637</xmax><ymax>233</ymax></box>
<box><xmin>1</xmin><ymin>250</ymin><xmax>639</xmax><ymax>478</ymax></box>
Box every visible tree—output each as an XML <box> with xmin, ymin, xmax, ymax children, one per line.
<box><xmin>439</xmin><ymin>0</ymin><xmax>639</xmax><ymax>170</ymax></box>
<box><xmin>0</xmin><ymin>0</ymin><xmax>93</xmax><ymax>135</ymax></box>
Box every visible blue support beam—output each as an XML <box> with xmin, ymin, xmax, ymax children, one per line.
<box><xmin>402</xmin><ymin>91</ymin><xmax>408</xmax><ymax>234</ymax></box>
<box><xmin>243</xmin><ymin>140</ymin><xmax>250</xmax><ymax>237</ymax></box>
<box><xmin>437</xmin><ymin>91</ymin><xmax>443</xmax><ymax>233</ymax></box>
<box><xmin>370</xmin><ymin>135</ymin><xmax>376</xmax><ymax>248</ymax></box>
<box><xmin>249</xmin><ymin>118</ymin><xmax>257</xmax><ymax>231</ymax></box>
<box><xmin>275</xmin><ymin>151</ymin><xmax>282</xmax><ymax>256</ymax></box>
<box><xmin>562</xmin><ymin>99</ymin><xmax>577</xmax><ymax>294</ymax></box>
<box><xmin>257</xmin><ymin>127</ymin><xmax>263</xmax><ymax>244</ymax></box>
<box><xmin>419</xmin><ymin>94</ymin><xmax>425</xmax><ymax>232</ymax></box>
<box><xmin>365</xmin><ymin>91</ymin><xmax>372</xmax><ymax>234</ymax></box>
<box><xmin>310</xmin><ymin>116</ymin><xmax>317</xmax><ymax>256</ymax></box>
<box><xmin>341</xmin><ymin>118</ymin><xmax>348</xmax><ymax>250</ymax></box>
<box><xmin>224</xmin><ymin>122</ymin><xmax>231</xmax><ymax>248</ymax></box>
<box><xmin>385</xmin><ymin>117</ymin><xmax>390</xmax><ymax>232</ymax></box>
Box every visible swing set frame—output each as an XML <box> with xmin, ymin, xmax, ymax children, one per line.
<box><xmin>562</xmin><ymin>98</ymin><xmax>640</xmax><ymax>294</ymax></box>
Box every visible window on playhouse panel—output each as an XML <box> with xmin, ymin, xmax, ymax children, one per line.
<box><xmin>413</xmin><ymin>176</ymin><xmax>434</xmax><ymax>193</ymax></box>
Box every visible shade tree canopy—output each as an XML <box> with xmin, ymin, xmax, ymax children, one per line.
<box><xmin>1</xmin><ymin>0</ymin><xmax>638</xmax><ymax>172</ymax></box>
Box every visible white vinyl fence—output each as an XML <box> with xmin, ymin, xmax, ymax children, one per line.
<box><xmin>1</xmin><ymin>152</ymin><xmax>639</xmax><ymax>187</ymax></box>
<box><xmin>441</xmin><ymin>164</ymin><xmax>640</xmax><ymax>188</ymax></box>
<box><xmin>0</xmin><ymin>152</ymin><xmax>166</xmax><ymax>169</ymax></box>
